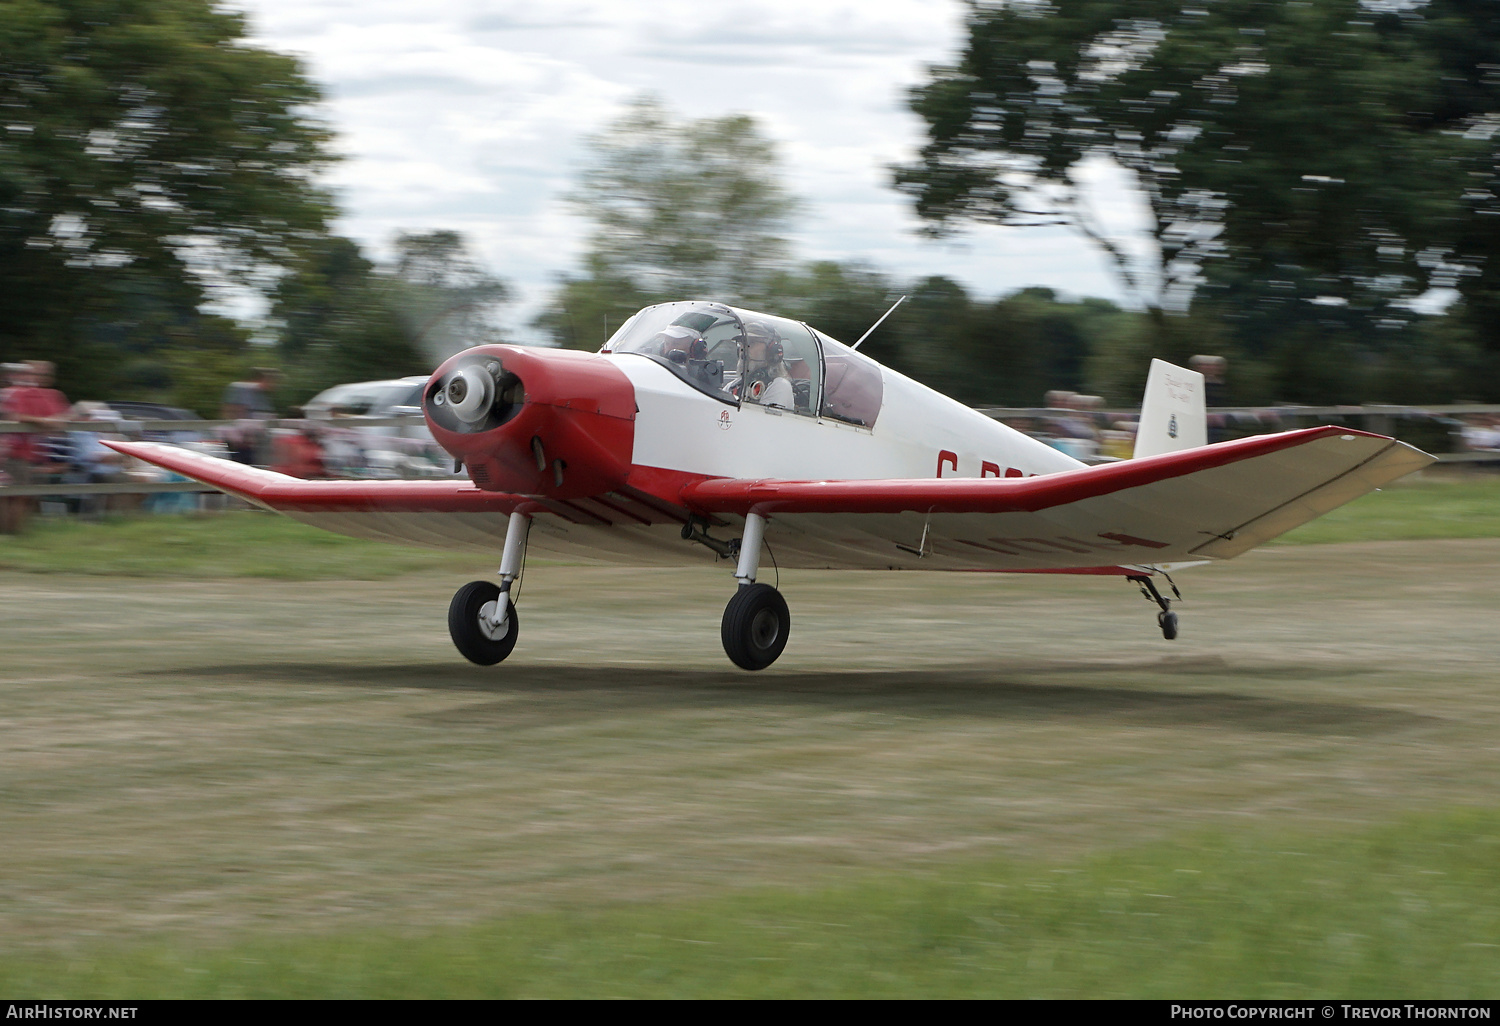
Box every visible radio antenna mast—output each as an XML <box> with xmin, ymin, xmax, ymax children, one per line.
<box><xmin>851</xmin><ymin>295</ymin><xmax>907</xmax><ymax>351</ymax></box>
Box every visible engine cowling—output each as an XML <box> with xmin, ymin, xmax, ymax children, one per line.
<box><xmin>425</xmin><ymin>345</ymin><xmax>636</xmax><ymax>498</ymax></box>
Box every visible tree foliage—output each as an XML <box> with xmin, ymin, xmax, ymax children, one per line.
<box><xmin>0</xmin><ymin>0</ymin><xmax>334</xmax><ymax>399</ymax></box>
<box><xmin>271</xmin><ymin>231</ymin><xmax>509</xmax><ymax>410</ymax></box>
<box><xmin>387</xmin><ymin>230</ymin><xmax>509</xmax><ymax>363</ymax></box>
<box><xmin>896</xmin><ymin>0</ymin><xmax>1500</xmax><ymax>399</ymax></box>
<box><xmin>770</xmin><ymin>262</ymin><xmax>1136</xmax><ymax>405</ymax></box>
<box><xmin>538</xmin><ymin>96</ymin><xmax>796</xmax><ymax>348</ymax></box>
<box><xmin>898</xmin><ymin>1</ymin><xmax>1466</xmax><ymax>310</ymax></box>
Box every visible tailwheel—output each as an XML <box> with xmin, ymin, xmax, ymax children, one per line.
<box><xmin>1158</xmin><ymin>610</ymin><xmax>1179</xmax><ymax>640</ymax></box>
<box><xmin>721</xmin><ymin>582</ymin><xmax>790</xmax><ymax>671</ymax></box>
<box><xmin>1129</xmin><ymin>573</ymin><xmax>1181</xmax><ymax>642</ymax></box>
<box><xmin>448</xmin><ymin>580</ymin><xmax>519</xmax><ymax>665</ymax></box>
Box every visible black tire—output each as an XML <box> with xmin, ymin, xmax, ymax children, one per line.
<box><xmin>721</xmin><ymin>583</ymin><xmax>790</xmax><ymax>671</ymax></box>
<box><xmin>1159</xmin><ymin>610</ymin><xmax>1179</xmax><ymax>641</ymax></box>
<box><xmin>448</xmin><ymin>580</ymin><xmax>520</xmax><ymax>665</ymax></box>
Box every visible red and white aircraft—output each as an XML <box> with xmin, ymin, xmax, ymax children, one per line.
<box><xmin>108</xmin><ymin>301</ymin><xmax>1433</xmax><ymax>670</ymax></box>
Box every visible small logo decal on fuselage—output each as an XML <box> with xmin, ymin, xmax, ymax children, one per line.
<box><xmin>718</xmin><ymin>409</ymin><xmax>732</xmax><ymax>430</ymax></box>
<box><xmin>1168</xmin><ymin>414</ymin><xmax>1178</xmax><ymax>439</ymax></box>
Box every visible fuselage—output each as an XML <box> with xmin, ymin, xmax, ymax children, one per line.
<box><xmin>425</xmin><ymin>301</ymin><xmax>1080</xmax><ymax>509</ymax></box>
<box><xmin>414</xmin><ymin>301</ymin><xmax>1086</xmax><ymax>569</ymax></box>
<box><xmin>616</xmin><ymin>354</ymin><xmax>1080</xmax><ymax>486</ymax></box>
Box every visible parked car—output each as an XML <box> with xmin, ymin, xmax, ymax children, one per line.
<box><xmin>302</xmin><ymin>376</ymin><xmax>458</xmax><ymax>478</ymax></box>
<box><xmin>100</xmin><ymin>401</ymin><xmax>208</xmax><ymax>447</ymax></box>
<box><xmin>302</xmin><ymin>376</ymin><xmax>427</xmax><ymax>421</ymax></box>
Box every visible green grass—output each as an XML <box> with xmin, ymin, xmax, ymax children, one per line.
<box><xmin>1276</xmin><ymin>473</ymin><xmax>1500</xmax><ymax>545</ymax></box>
<box><xmin>0</xmin><ymin>512</ymin><xmax>474</xmax><ymax>579</ymax></box>
<box><xmin>2</xmin><ymin>472</ymin><xmax>1497</xmax><ymax>578</ymax></box>
<box><xmin>5</xmin><ymin>809</ymin><xmax>1497</xmax><ymax>998</ymax></box>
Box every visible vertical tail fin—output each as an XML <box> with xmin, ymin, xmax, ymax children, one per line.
<box><xmin>1132</xmin><ymin>358</ymin><xmax>1206</xmax><ymax>459</ymax></box>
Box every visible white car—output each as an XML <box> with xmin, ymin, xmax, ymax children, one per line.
<box><xmin>302</xmin><ymin>376</ymin><xmax>428</xmax><ymax>423</ymax></box>
<box><xmin>302</xmin><ymin>376</ymin><xmax>457</xmax><ymax>478</ymax></box>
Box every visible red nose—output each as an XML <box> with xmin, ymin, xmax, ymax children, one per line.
<box><xmin>425</xmin><ymin>345</ymin><xmax>636</xmax><ymax>498</ymax></box>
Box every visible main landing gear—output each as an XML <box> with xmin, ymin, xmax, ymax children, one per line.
<box><xmin>719</xmin><ymin>512</ymin><xmax>789</xmax><ymax>671</ymax></box>
<box><xmin>449</xmin><ymin>511</ymin><xmax>530</xmax><ymax>665</ymax></box>
<box><xmin>1128</xmin><ymin>572</ymin><xmax>1181</xmax><ymax>640</ymax></box>
<box><xmin>448</xmin><ymin>509</ymin><xmax>791</xmax><ymax>671</ymax></box>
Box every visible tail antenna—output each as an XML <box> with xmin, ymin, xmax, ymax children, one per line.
<box><xmin>850</xmin><ymin>295</ymin><xmax>907</xmax><ymax>351</ymax></box>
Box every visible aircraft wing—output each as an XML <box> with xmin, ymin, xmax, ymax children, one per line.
<box><xmin>104</xmin><ymin>439</ymin><xmax>694</xmax><ymax>558</ymax></box>
<box><xmin>677</xmin><ymin>426</ymin><xmax>1433</xmax><ymax>570</ymax></box>
<box><xmin>107</xmin><ymin>426</ymin><xmax>1431</xmax><ymax>570</ymax></box>
<box><xmin>104</xmin><ymin>440</ymin><xmax>534</xmax><ymax>550</ymax></box>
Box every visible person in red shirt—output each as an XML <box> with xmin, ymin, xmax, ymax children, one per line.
<box><xmin>4</xmin><ymin>361</ymin><xmax>70</xmax><ymax>464</ymax></box>
<box><xmin>2</xmin><ymin>361</ymin><xmax>71</xmax><ymax>533</ymax></box>
<box><xmin>270</xmin><ymin>421</ymin><xmax>328</xmax><ymax>479</ymax></box>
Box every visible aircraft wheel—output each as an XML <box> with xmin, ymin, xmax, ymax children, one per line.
<box><xmin>721</xmin><ymin>583</ymin><xmax>790</xmax><ymax>671</ymax></box>
<box><xmin>449</xmin><ymin>581</ymin><xmax>519</xmax><ymax>665</ymax></box>
<box><xmin>1159</xmin><ymin>610</ymin><xmax>1179</xmax><ymax>641</ymax></box>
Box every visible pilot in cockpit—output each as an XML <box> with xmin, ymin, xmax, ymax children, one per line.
<box><xmin>739</xmin><ymin>320</ymin><xmax>795</xmax><ymax>409</ymax></box>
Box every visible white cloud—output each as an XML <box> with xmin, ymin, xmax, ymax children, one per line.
<box><xmin>234</xmin><ymin>0</ymin><xmax>1133</xmax><ymax>343</ymax></box>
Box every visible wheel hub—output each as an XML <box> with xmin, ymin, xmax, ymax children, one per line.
<box><xmin>749</xmin><ymin>608</ymin><xmax>780</xmax><ymax>650</ymax></box>
<box><xmin>477</xmin><ymin>599</ymin><xmax>510</xmax><ymax>640</ymax></box>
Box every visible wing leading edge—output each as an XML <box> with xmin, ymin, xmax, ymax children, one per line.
<box><xmin>103</xmin><ymin>439</ymin><xmax>693</xmax><ymax>559</ymax></box>
<box><xmin>103</xmin><ymin>440</ymin><xmax>532</xmax><ymax>550</ymax></box>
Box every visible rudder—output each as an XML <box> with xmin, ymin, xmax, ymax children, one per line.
<box><xmin>1133</xmin><ymin>358</ymin><xmax>1206</xmax><ymax>459</ymax></box>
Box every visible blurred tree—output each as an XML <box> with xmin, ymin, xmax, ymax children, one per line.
<box><xmin>770</xmin><ymin>260</ymin><xmax>902</xmax><ymax>358</ymax></box>
<box><xmin>270</xmin><ymin>236</ymin><xmax>421</xmax><ymax>410</ymax></box>
<box><xmin>538</xmin><ymin>96</ymin><xmax>796</xmax><ymax>348</ymax></box>
<box><xmin>895</xmin><ymin>0</ymin><xmax>1487</xmax><ymax>400</ymax></box>
<box><xmin>1412</xmin><ymin>0</ymin><xmax>1500</xmax><ymax>396</ymax></box>
<box><xmin>533</xmin><ymin>258</ymin><xmax>649</xmax><ymax>351</ymax></box>
<box><xmin>0</xmin><ymin>0</ymin><xmax>335</xmax><ymax>398</ymax></box>
<box><xmin>771</xmin><ymin>262</ymin><xmax>1135</xmax><ymax>407</ymax></box>
<box><xmin>271</xmin><ymin>232</ymin><xmax>509</xmax><ymax>409</ymax></box>
<box><xmin>387</xmin><ymin>230</ymin><xmax>509</xmax><ymax>363</ymax></box>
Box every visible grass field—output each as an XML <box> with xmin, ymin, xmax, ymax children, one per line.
<box><xmin>0</xmin><ymin>506</ymin><xmax>476</xmax><ymax>579</ymax></box>
<box><xmin>1</xmin><ymin>471</ymin><xmax>1497</xmax><ymax>996</ymax></box>
<box><xmin>4</xmin><ymin>811</ymin><xmax>1496</xmax><ymax>998</ymax></box>
<box><xmin>2</xmin><ymin>468</ymin><xmax>1498</xmax><ymax>578</ymax></box>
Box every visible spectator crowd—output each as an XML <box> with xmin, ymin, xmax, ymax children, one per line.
<box><xmin>1</xmin><ymin>361</ymin><xmax>456</xmax><ymax>533</ymax></box>
<box><xmin>5</xmin><ymin>354</ymin><xmax>1497</xmax><ymax>534</ymax></box>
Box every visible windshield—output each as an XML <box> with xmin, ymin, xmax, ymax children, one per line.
<box><xmin>814</xmin><ymin>331</ymin><xmax>883</xmax><ymax>428</ymax></box>
<box><xmin>604</xmin><ymin>302</ymin><xmax>743</xmax><ymax>404</ymax></box>
<box><xmin>605</xmin><ymin>302</ymin><xmax>878</xmax><ymax>425</ymax></box>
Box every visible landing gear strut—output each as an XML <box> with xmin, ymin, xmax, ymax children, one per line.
<box><xmin>449</xmin><ymin>511</ymin><xmax>530</xmax><ymax>665</ymax></box>
<box><xmin>720</xmin><ymin>512</ymin><xmax>790</xmax><ymax>670</ymax></box>
<box><xmin>1129</xmin><ymin>572</ymin><xmax>1181</xmax><ymax>641</ymax></box>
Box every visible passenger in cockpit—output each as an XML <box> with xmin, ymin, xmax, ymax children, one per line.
<box><xmin>652</xmin><ymin>325</ymin><xmax>701</xmax><ymax>363</ymax></box>
<box><xmin>740</xmin><ymin>320</ymin><xmax>795</xmax><ymax>409</ymax></box>
<box><xmin>651</xmin><ymin>324</ymin><xmax>724</xmax><ymax>392</ymax></box>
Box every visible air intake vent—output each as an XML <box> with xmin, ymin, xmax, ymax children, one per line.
<box><xmin>469</xmin><ymin>464</ymin><xmax>491</xmax><ymax>485</ymax></box>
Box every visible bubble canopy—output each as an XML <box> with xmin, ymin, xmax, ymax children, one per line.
<box><xmin>602</xmin><ymin>301</ymin><xmax>882</xmax><ymax>428</ymax></box>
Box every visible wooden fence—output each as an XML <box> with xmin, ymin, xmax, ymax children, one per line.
<box><xmin>2</xmin><ymin>406</ymin><xmax>1497</xmax><ymax>500</ymax></box>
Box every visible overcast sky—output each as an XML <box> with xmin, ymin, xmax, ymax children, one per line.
<box><xmin>234</xmin><ymin>0</ymin><xmax>1144</xmax><ymax>343</ymax></box>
